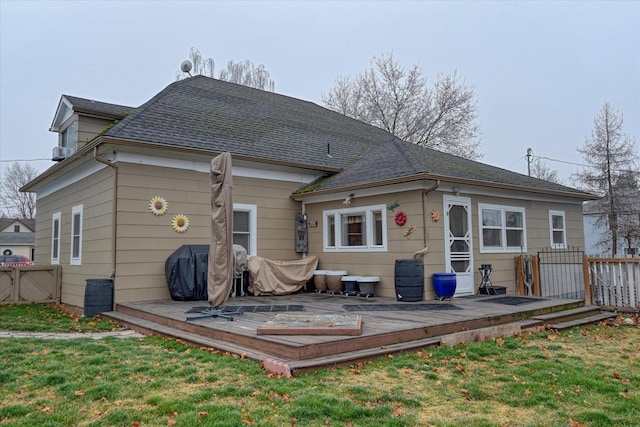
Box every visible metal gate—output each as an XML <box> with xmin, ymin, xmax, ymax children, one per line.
<box><xmin>537</xmin><ymin>247</ymin><xmax>585</xmax><ymax>299</ymax></box>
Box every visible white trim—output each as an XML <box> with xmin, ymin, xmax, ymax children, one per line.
<box><xmin>233</xmin><ymin>203</ymin><xmax>257</xmax><ymax>257</ymax></box>
<box><xmin>443</xmin><ymin>195</ymin><xmax>474</xmax><ymax>295</ymax></box>
<box><xmin>70</xmin><ymin>204</ymin><xmax>83</xmax><ymax>265</ymax></box>
<box><xmin>51</xmin><ymin>212</ymin><xmax>61</xmax><ymax>264</ymax></box>
<box><xmin>323</xmin><ymin>204</ymin><xmax>387</xmax><ymax>252</ymax></box>
<box><xmin>478</xmin><ymin>203</ymin><xmax>527</xmax><ymax>253</ymax></box>
<box><xmin>549</xmin><ymin>210</ymin><xmax>567</xmax><ymax>249</ymax></box>
<box><xmin>113</xmin><ymin>152</ymin><xmax>321</xmax><ymax>184</ymax></box>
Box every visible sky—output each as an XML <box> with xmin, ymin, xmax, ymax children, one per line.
<box><xmin>1</xmin><ymin>0</ymin><xmax>638</xmax><ymax>185</ymax></box>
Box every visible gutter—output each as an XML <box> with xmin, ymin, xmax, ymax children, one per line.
<box><xmin>93</xmin><ymin>147</ymin><xmax>118</xmax><ymax>281</ymax></box>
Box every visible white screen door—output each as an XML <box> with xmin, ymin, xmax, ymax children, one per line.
<box><xmin>444</xmin><ymin>195</ymin><xmax>474</xmax><ymax>295</ymax></box>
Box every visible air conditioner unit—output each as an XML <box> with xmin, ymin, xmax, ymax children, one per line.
<box><xmin>51</xmin><ymin>146</ymin><xmax>75</xmax><ymax>161</ymax></box>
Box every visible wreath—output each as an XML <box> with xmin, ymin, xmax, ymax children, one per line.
<box><xmin>3</xmin><ymin>249</ymin><xmax>12</xmax><ymax>255</ymax></box>
<box><xmin>395</xmin><ymin>211</ymin><xmax>407</xmax><ymax>226</ymax></box>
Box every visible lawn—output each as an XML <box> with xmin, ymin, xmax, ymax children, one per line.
<box><xmin>0</xmin><ymin>304</ymin><xmax>638</xmax><ymax>426</ymax></box>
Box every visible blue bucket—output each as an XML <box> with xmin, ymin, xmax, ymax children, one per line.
<box><xmin>432</xmin><ymin>273</ymin><xmax>456</xmax><ymax>299</ymax></box>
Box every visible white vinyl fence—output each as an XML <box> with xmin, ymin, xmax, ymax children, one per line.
<box><xmin>585</xmin><ymin>257</ymin><xmax>640</xmax><ymax>309</ymax></box>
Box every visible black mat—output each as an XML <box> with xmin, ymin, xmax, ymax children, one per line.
<box><xmin>478</xmin><ymin>296</ymin><xmax>543</xmax><ymax>306</ymax></box>
<box><xmin>343</xmin><ymin>303</ymin><xmax>462</xmax><ymax>312</ymax></box>
<box><xmin>186</xmin><ymin>305</ymin><xmax>305</xmax><ymax>314</ymax></box>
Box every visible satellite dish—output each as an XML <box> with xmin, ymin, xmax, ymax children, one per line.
<box><xmin>180</xmin><ymin>60</ymin><xmax>193</xmax><ymax>73</ymax></box>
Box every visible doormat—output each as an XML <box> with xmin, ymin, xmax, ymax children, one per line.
<box><xmin>343</xmin><ymin>303</ymin><xmax>462</xmax><ymax>312</ymax></box>
<box><xmin>479</xmin><ymin>296</ymin><xmax>543</xmax><ymax>306</ymax></box>
<box><xmin>257</xmin><ymin>314</ymin><xmax>362</xmax><ymax>336</ymax></box>
<box><xmin>186</xmin><ymin>305</ymin><xmax>305</xmax><ymax>314</ymax></box>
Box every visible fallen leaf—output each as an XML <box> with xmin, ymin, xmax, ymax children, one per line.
<box><xmin>524</xmin><ymin>389</ymin><xmax>531</xmax><ymax>395</ymax></box>
<box><xmin>456</xmin><ymin>364</ymin><xmax>466</xmax><ymax>373</ymax></box>
<box><xmin>613</xmin><ymin>371</ymin><xmax>622</xmax><ymax>380</ymax></box>
<box><xmin>496</xmin><ymin>337</ymin><xmax>504</xmax><ymax>347</ymax></box>
<box><xmin>131</xmin><ymin>422</ymin><xmax>140</xmax><ymax>427</ymax></box>
<box><xmin>167</xmin><ymin>419</ymin><xmax>177</xmax><ymax>426</ymax></box>
<box><xmin>393</xmin><ymin>407</ymin><xmax>405</xmax><ymax>418</ymax></box>
<box><xmin>568</xmin><ymin>419</ymin><xmax>586</xmax><ymax>427</ymax></box>
<box><xmin>460</xmin><ymin>389</ymin><xmax>469</xmax><ymax>394</ymax></box>
<box><xmin>74</xmin><ymin>390</ymin><xmax>85</xmax><ymax>397</ymax></box>
<box><xmin>198</xmin><ymin>412</ymin><xmax>209</xmax><ymax>416</ymax></box>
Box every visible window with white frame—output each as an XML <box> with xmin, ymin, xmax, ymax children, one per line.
<box><xmin>232</xmin><ymin>204</ymin><xmax>257</xmax><ymax>256</ymax></box>
<box><xmin>51</xmin><ymin>212</ymin><xmax>61</xmax><ymax>264</ymax></box>
<box><xmin>478</xmin><ymin>203</ymin><xmax>526</xmax><ymax>253</ymax></box>
<box><xmin>549</xmin><ymin>210</ymin><xmax>567</xmax><ymax>249</ymax></box>
<box><xmin>70</xmin><ymin>205</ymin><xmax>83</xmax><ymax>265</ymax></box>
<box><xmin>324</xmin><ymin>204</ymin><xmax>387</xmax><ymax>252</ymax></box>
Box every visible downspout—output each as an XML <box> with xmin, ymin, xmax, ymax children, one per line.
<box><xmin>413</xmin><ymin>180</ymin><xmax>441</xmax><ymax>259</ymax></box>
<box><xmin>301</xmin><ymin>201</ymin><xmax>306</xmax><ymax>259</ymax></box>
<box><xmin>93</xmin><ymin>147</ymin><xmax>118</xmax><ymax>280</ymax></box>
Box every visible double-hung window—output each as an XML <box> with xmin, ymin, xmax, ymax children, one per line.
<box><xmin>232</xmin><ymin>204</ymin><xmax>257</xmax><ymax>256</ymax></box>
<box><xmin>549</xmin><ymin>210</ymin><xmax>567</xmax><ymax>249</ymax></box>
<box><xmin>70</xmin><ymin>205</ymin><xmax>83</xmax><ymax>265</ymax></box>
<box><xmin>324</xmin><ymin>204</ymin><xmax>386</xmax><ymax>252</ymax></box>
<box><xmin>478</xmin><ymin>203</ymin><xmax>526</xmax><ymax>253</ymax></box>
<box><xmin>51</xmin><ymin>212</ymin><xmax>61</xmax><ymax>264</ymax></box>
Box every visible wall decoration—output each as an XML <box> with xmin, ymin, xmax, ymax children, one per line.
<box><xmin>149</xmin><ymin>196</ymin><xmax>169</xmax><ymax>216</ymax></box>
<box><xmin>403</xmin><ymin>225</ymin><xmax>417</xmax><ymax>238</ymax></box>
<box><xmin>387</xmin><ymin>201</ymin><xmax>400</xmax><ymax>212</ymax></box>
<box><xmin>171</xmin><ymin>214</ymin><xmax>190</xmax><ymax>233</ymax></box>
<box><xmin>395</xmin><ymin>211</ymin><xmax>407</xmax><ymax>226</ymax></box>
<box><xmin>431</xmin><ymin>209</ymin><xmax>440</xmax><ymax>222</ymax></box>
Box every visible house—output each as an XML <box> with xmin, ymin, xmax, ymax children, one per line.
<box><xmin>22</xmin><ymin>75</ymin><xmax>597</xmax><ymax>309</ymax></box>
<box><xmin>583</xmin><ymin>200</ymin><xmax>639</xmax><ymax>256</ymax></box>
<box><xmin>0</xmin><ymin>218</ymin><xmax>35</xmax><ymax>260</ymax></box>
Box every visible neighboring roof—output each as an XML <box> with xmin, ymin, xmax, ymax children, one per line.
<box><xmin>0</xmin><ymin>232</ymin><xmax>35</xmax><ymax>245</ymax></box>
<box><xmin>298</xmin><ymin>139</ymin><xmax>596</xmax><ymax>198</ymax></box>
<box><xmin>0</xmin><ymin>218</ymin><xmax>35</xmax><ymax>232</ymax></box>
<box><xmin>103</xmin><ymin>75</ymin><xmax>393</xmax><ymax>171</ymax></box>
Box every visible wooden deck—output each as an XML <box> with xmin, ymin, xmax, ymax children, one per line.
<box><xmin>104</xmin><ymin>293</ymin><xmax>605</xmax><ymax>376</ymax></box>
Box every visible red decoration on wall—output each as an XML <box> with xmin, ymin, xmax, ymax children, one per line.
<box><xmin>395</xmin><ymin>211</ymin><xmax>407</xmax><ymax>226</ymax></box>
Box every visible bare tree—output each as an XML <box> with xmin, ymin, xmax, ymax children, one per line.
<box><xmin>322</xmin><ymin>52</ymin><xmax>481</xmax><ymax>159</ymax></box>
<box><xmin>530</xmin><ymin>158</ymin><xmax>561</xmax><ymax>184</ymax></box>
<box><xmin>574</xmin><ymin>102</ymin><xmax>639</xmax><ymax>256</ymax></box>
<box><xmin>0</xmin><ymin>162</ymin><xmax>38</xmax><ymax>219</ymax></box>
<box><xmin>177</xmin><ymin>47</ymin><xmax>275</xmax><ymax>92</ymax></box>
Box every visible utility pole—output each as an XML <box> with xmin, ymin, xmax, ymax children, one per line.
<box><xmin>526</xmin><ymin>148</ymin><xmax>533</xmax><ymax>176</ymax></box>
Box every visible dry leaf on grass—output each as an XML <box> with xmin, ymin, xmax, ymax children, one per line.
<box><xmin>568</xmin><ymin>419</ymin><xmax>586</xmax><ymax>427</ymax></box>
<box><xmin>74</xmin><ymin>390</ymin><xmax>85</xmax><ymax>396</ymax></box>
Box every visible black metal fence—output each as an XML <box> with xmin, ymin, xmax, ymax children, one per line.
<box><xmin>537</xmin><ymin>247</ymin><xmax>585</xmax><ymax>299</ymax></box>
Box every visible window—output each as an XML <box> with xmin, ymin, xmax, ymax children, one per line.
<box><xmin>70</xmin><ymin>205</ymin><xmax>83</xmax><ymax>265</ymax></box>
<box><xmin>324</xmin><ymin>204</ymin><xmax>387</xmax><ymax>252</ymax></box>
<box><xmin>232</xmin><ymin>204</ymin><xmax>257</xmax><ymax>256</ymax></box>
<box><xmin>478</xmin><ymin>203</ymin><xmax>526</xmax><ymax>253</ymax></box>
<box><xmin>60</xmin><ymin>121</ymin><xmax>77</xmax><ymax>150</ymax></box>
<box><xmin>14</xmin><ymin>225</ymin><xmax>20</xmax><ymax>232</ymax></box>
<box><xmin>549</xmin><ymin>210</ymin><xmax>567</xmax><ymax>249</ymax></box>
<box><xmin>51</xmin><ymin>212</ymin><xmax>61</xmax><ymax>264</ymax></box>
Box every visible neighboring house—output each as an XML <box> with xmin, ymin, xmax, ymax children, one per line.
<box><xmin>0</xmin><ymin>218</ymin><xmax>35</xmax><ymax>260</ymax></box>
<box><xmin>583</xmin><ymin>200</ymin><xmax>639</xmax><ymax>257</ymax></box>
<box><xmin>22</xmin><ymin>76</ymin><xmax>597</xmax><ymax>309</ymax></box>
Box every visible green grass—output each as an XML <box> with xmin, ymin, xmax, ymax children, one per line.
<box><xmin>0</xmin><ymin>304</ymin><xmax>638</xmax><ymax>426</ymax></box>
<box><xmin>0</xmin><ymin>303</ymin><xmax>121</xmax><ymax>333</ymax></box>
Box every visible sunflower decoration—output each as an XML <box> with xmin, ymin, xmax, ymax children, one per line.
<box><xmin>148</xmin><ymin>196</ymin><xmax>168</xmax><ymax>216</ymax></box>
<box><xmin>171</xmin><ymin>214</ymin><xmax>190</xmax><ymax>233</ymax></box>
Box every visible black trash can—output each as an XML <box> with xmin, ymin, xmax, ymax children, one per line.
<box><xmin>84</xmin><ymin>279</ymin><xmax>114</xmax><ymax>317</ymax></box>
<box><xmin>394</xmin><ymin>259</ymin><xmax>424</xmax><ymax>302</ymax></box>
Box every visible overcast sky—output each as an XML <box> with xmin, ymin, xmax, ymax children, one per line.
<box><xmin>1</xmin><ymin>0</ymin><xmax>638</xmax><ymax>184</ymax></box>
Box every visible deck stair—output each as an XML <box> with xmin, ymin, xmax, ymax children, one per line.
<box><xmin>523</xmin><ymin>306</ymin><xmax>617</xmax><ymax>331</ymax></box>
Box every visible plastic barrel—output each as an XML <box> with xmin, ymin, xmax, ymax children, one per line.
<box><xmin>394</xmin><ymin>260</ymin><xmax>424</xmax><ymax>302</ymax></box>
<box><xmin>432</xmin><ymin>273</ymin><xmax>457</xmax><ymax>299</ymax></box>
<box><xmin>84</xmin><ymin>279</ymin><xmax>114</xmax><ymax>317</ymax></box>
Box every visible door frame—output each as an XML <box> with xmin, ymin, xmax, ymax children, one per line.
<box><xmin>443</xmin><ymin>195</ymin><xmax>474</xmax><ymax>295</ymax></box>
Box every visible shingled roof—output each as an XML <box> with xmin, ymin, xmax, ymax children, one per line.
<box><xmin>63</xmin><ymin>95</ymin><xmax>133</xmax><ymax>119</ymax></box>
<box><xmin>104</xmin><ymin>75</ymin><xmax>393</xmax><ymax>170</ymax></box>
<box><xmin>300</xmin><ymin>138</ymin><xmax>594</xmax><ymax>197</ymax></box>
<box><xmin>95</xmin><ymin>75</ymin><xmax>591</xmax><ymax>198</ymax></box>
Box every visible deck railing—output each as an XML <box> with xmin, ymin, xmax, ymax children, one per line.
<box><xmin>584</xmin><ymin>257</ymin><xmax>640</xmax><ymax>310</ymax></box>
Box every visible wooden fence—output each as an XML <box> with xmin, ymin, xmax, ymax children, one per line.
<box><xmin>584</xmin><ymin>257</ymin><xmax>640</xmax><ymax>310</ymax></box>
<box><xmin>0</xmin><ymin>265</ymin><xmax>62</xmax><ymax>304</ymax></box>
